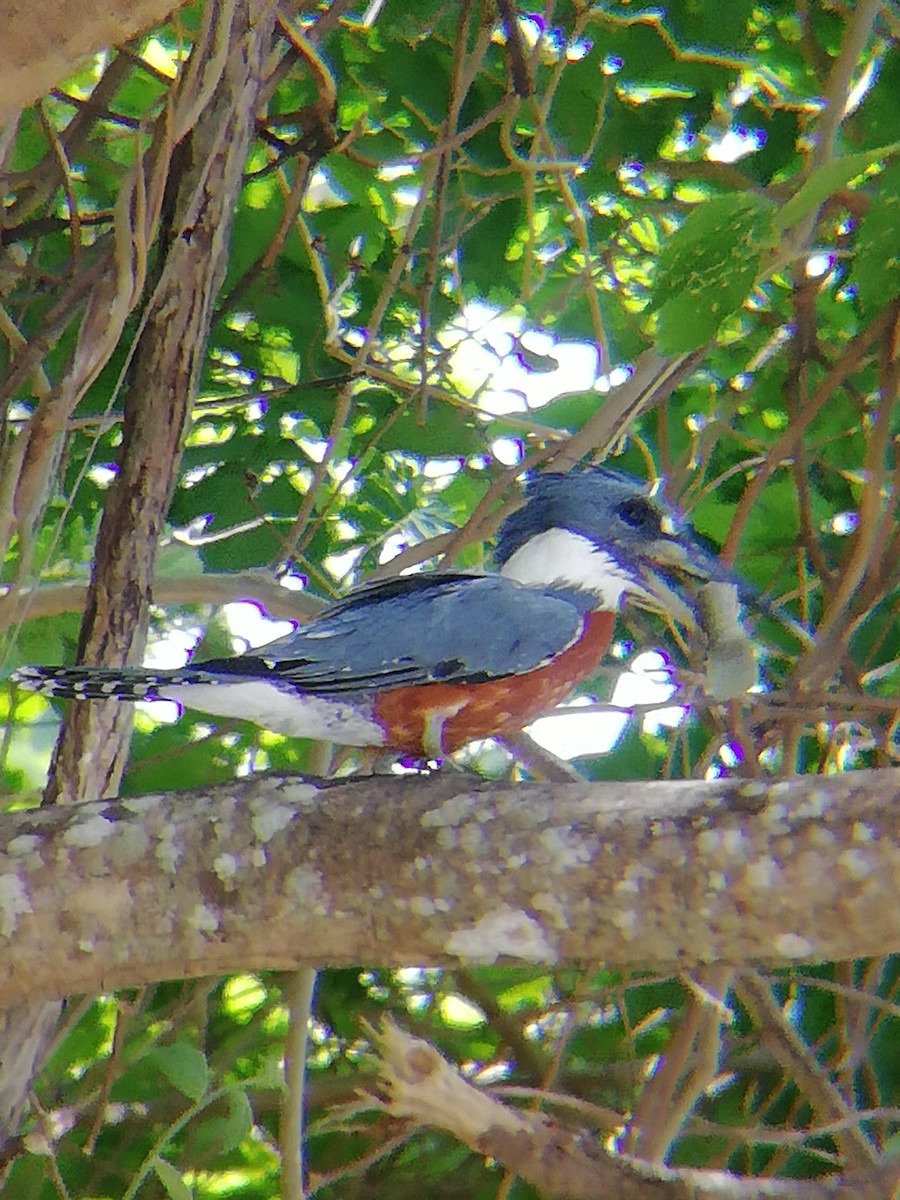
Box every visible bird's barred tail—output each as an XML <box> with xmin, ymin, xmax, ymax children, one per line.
<box><xmin>11</xmin><ymin>665</ymin><xmax>207</xmax><ymax>701</ymax></box>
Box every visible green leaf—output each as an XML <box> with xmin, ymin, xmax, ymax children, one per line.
<box><xmin>154</xmin><ymin>1157</ymin><xmax>193</xmax><ymax>1200</ymax></box>
<box><xmin>460</xmin><ymin>197</ymin><xmax>524</xmax><ymax>297</ymax></box>
<box><xmin>122</xmin><ymin>723</ymin><xmax>249</xmax><ymax>795</ymax></box>
<box><xmin>774</xmin><ymin>141</ymin><xmax>900</xmax><ymax>232</ymax></box>
<box><xmin>6</xmin><ymin>610</ymin><xmax>83</xmax><ymax>671</ymax></box>
<box><xmin>850</xmin><ymin>160</ymin><xmax>900</xmax><ymax>314</ymax></box>
<box><xmin>525</xmin><ymin>391</ymin><xmax>602</xmax><ymax>432</ymax></box>
<box><xmin>495</xmin><ymin>973</ymin><xmax>554</xmax><ymax>1012</ymax></box>
<box><xmin>867</xmin><ymin>661</ymin><xmax>900</xmax><ymax>698</ymax></box>
<box><xmin>354</xmin><ymin>388</ymin><xmax>481</xmax><ymax>456</ymax></box>
<box><xmin>190</xmin><ymin>1087</ymin><xmax>254</xmax><ymax>1158</ymax></box>
<box><xmin>150</xmin><ymin>1044</ymin><xmax>210</xmax><ymax>1102</ymax></box>
<box><xmin>652</xmin><ymin>193</ymin><xmax>776</xmax><ymax>352</ymax></box>
<box><xmin>154</xmin><ymin>540</ymin><xmax>206</xmax><ymax>579</ymax></box>
<box><xmin>198</xmin><ymin>522</ymin><xmax>293</xmax><ymax>572</ymax></box>
<box><xmin>310</xmin><ymin>203</ymin><xmax>387</xmax><ymax>269</ymax></box>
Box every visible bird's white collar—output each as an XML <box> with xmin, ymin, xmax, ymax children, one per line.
<box><xmin>500</xmin><ymin>528</ymin><xmax>632</xmax><ymax>609</ymax></box>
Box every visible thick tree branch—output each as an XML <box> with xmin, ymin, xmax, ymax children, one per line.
<box><xmin>0</xmin><ymin>571</ymin><xmax>321</xmax><ymax>633</ymax></box>
<box><xmin>0</xmin><ymin>0</ymin><xmax>185</xmax><ymax>121</ymax></box>
<box><xmin>369</xmin><ymin>1019</ymin><xmax>898</xmax><ymax>1200</ymax></box>
<box><xmin>0</xmin><ymin>769</ymin><xmax>897</xmax><ymax>1005</ymax></box>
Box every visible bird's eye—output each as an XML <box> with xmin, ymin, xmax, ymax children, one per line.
<box><xmin>616</xmin><ymin>495</ymin><xmax>661</xmax><ymax>534</ymax></box>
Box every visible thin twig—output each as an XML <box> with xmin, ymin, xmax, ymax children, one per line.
<box><xmin>281</xmin><ymin>966</ymin><xmax>318</xmax><ymax>1200</ymax></box>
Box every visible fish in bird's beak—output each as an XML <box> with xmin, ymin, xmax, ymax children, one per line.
<box><xmin>632</xmin><ymin>526</ymin><xmax>758</xmax><ymax>700</ymax></box>
<box><xmin>633</xmin><ymin>522</ymin><xmax>736</xmax><ymax>629</ymax></box>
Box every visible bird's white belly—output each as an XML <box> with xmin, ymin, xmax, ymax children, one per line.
<box><xmin>158</xmin><ymin>681</ymin><xmax>386</xmax><ymax>746</ymax></box>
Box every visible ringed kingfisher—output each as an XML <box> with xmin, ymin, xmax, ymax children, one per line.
<box><xmin>13</xmin><ymin>469</ymin><xmax>736</xmax><ymax>758</ymax></box>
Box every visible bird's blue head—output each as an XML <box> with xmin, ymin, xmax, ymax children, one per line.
<box><xmin>495</xmin><ymin>468</ymin><xmax>735</xmax><ymax>622</ymax></box>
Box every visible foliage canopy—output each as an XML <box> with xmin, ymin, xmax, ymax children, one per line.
<box><xmin>1</xmin><ymin>1</ymin><xmax>899</xmax><ymax>1197</ymax></box>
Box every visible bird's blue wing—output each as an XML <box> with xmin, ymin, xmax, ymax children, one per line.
<box><xmin>198</xmin><ymin>574</ymin><xmax>593</xmax><ymax>694</ymax></box>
